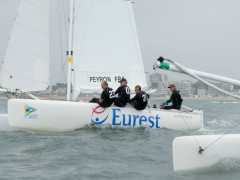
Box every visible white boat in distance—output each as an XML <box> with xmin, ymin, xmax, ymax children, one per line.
<box><xmin>0</xmin><ymin>0</ymin><xmax>203</xmax><ymax>132</ymax></box>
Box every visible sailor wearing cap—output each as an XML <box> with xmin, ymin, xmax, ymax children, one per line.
<box><xmin>160</xmin><ymin>84</ymin><xmax>183</xmax><ymax>110</ymax></box>
<box><xmin>114</xmin><ymin>78</ymin><xmax>130</xmax><ymax>107</ymax></box>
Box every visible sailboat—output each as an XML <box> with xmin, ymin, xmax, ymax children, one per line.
<box><xmin>0</xmin><ymin>0</ymin><xmax>203</xmax><ymax>132</ymax></box>
<box><xmin>153</xmin><ymin>58</ymin><xmax>240</xmax><ymax>172</ymax></box>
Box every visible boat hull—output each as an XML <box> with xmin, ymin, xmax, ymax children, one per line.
<box><xmin>8</xmin><ymin>99</ymin><xmax>203</xmax><ymax>132</ymax></box>
<box><xmin>173</xmin><ymin>134</ymin><xmax>240</xmax><ymax>173</ymax></box>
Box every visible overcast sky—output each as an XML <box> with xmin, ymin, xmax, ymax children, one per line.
<box><xmin>0</xmin><ymin>0</ymin><xmax>240</xmax><ymax>84</ymax></box>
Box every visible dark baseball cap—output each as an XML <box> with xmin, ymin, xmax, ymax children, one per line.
<box><xmin>168</xmin><ymin>84</ymin><xmax>175</xmax><ymax>88</ymax></box>
<box><xmin>119</xmin><ymin>78</ymin><xmax>127</xmax><ymax>83</ymax></box>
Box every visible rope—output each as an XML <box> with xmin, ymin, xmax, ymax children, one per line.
<box><xmin>2</xmin><ymin>88</ymin><xmax>78</xmax><ymax>102</ymax></box>
<box><xmin>154</xmin><ymin>65</ymin><xmax>202</xmax><ymax>149</ymax></box>
<box><xmin>153</xmin><ymin>69</ymin><xmax>171</xmax><ymax>97</ymax></box>
<box><xmin>161</xmin><ymin>58</ymin><xmax>240</xmax><ymax>153</ymax></box>
<box><xmin>24</xmin><ymin>91</ymin><xmax>78</xmax><ymax>102</ymax></box>
<box><xmin>202</xmin><ymin>121</ymin><xmax>240</xmax><ymax>152</ymax></box>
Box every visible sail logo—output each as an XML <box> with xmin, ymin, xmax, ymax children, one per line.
<box><xmin>91</xmin><ymin>106</ymin><xmax>109</xmax><ymax>124</ymax></box>
<box><xmin>24</xmin><ymin>104</ymin><xmax>38</xmax><ymax>119</ymax></box>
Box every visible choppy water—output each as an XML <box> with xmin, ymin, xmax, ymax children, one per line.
<box><xmin>1</xmin><ymin>99</ymin><xmax>240</xmax><ymax>180</ymax></box>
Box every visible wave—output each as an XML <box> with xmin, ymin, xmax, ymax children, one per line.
<box><xmin>212</xmin><ymin>101</ymin><xmax>240</xmax><ymax>104</ymax></box>
<box><xmin>0</xmin><ymin>114</ymin><xmax>13</xmax><ymax>132</ymax></box>
<box><xmin>176</xmin><ymin>158</ymin><xmax>240</xmax><ymax>176</ymax></box>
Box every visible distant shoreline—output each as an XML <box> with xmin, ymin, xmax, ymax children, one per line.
<box><xmin>150</xmin><ymin>96</ymin><xmax>235</xmax><ymax>100</ymax></box>
<box><xmin>0</xmin><ymin>95</ymin><xmax>236</xmax><ymax>101</ymax></box>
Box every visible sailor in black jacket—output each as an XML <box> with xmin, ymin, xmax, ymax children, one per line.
<box><xmin>160</xmin><ymin>84</ymin><xmax>183</xmax><ymax>110</ymax></box>
<box><xmin>130</xmin><ymin>85</ymin><xmax>149</xmax><ymax>110</ymax></box>
<box><xmin>114</xmin><ymin>78</ymin><xmax>130</xmax><ymax>107</ymax></box>
<box><xmin>89</xmin><ymin>81</ymin><xmax>115</xmax><ymax>108</ymax></box>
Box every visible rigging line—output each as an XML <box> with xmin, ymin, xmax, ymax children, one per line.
<box><xmin>154</xmin><ymin>68</ymin><xmax>194</xmax><ymax>110</ymax></box>
<box><xmin>19</xmin><ymin>90</ymin><xmax>79</xmax><ymax>102</ymax></box>
<box><xmin>154</xmin><ymin>68</ymin><xmax>202</xmax><ymax>148</ymax></box>
<box><xmin>75</xmin><ymin>0</ymin><xmax>95</xmax><ymax>66</ymax></box>
<box><xmin>153</xmin><ymin>69</ymin><xmax>171</xmax><ymax>97</ymax></box>
<box><xmin>203</xmin><ymin>121</ymin><xmax>240</xmax><ymax>152</ymax></box>
<box><xmin>126</xmin><ymin>2</ymin><xmax>143</xmax><ymax>72</ymax></box>
<box><xmin>178</xmin><ymin>111</ymin><xmax>201</xmax><ymax>147</ymax></box>
<box><xmin>162</xmin><ymin>58</ymin><xmax>240</xmax><ymax>151</ymax></box>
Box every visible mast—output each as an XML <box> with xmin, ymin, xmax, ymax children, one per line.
<box><xmin>67</xmin><ymin>0</ymin><xmax>74</xmax><ymax>101</ymax></box>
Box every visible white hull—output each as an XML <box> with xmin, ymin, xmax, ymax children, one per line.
<box><xmin>8</xmin><ymin>99</ymin><xmax>203</xmax><ymax>132</ymax></box>
<box><xmin>173</xmin><ymin>134</ymin><xmax>240</xmax><ymax>173</ymax></box>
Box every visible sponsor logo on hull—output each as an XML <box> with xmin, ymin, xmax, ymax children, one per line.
<box><xmin>24</xmin><ymin>104</ymin><xmax>38</xmax><ymax>119</ymax></box>
<box><xmin>91</xmin><ymin>106</ymin><xmax>109</xmax><ymax>124</ymax></box>
<box><xmin>91</xmin><ymin>106</ymin><xmax>160</xmax><ymax>128</ymax></box>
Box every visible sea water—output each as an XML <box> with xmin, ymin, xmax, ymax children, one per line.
<box><xmin>0</xmin><ymin>98</ymin><xmax>240</xmax><ymax>180</ymax></box>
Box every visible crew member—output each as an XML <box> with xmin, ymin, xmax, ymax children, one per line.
<box><xmin>129</xmin><ymin>85</ymin><xmax>149</xmax><ymax>110</ymax></box>
<box><xmin>160</xmin><ymin>84</ymin><xmax>183</xmax><ymax>110</ymax></box>
<box><xmin>114</xmin><ymin>78</ymin><xmax>130</xmax><ymax>107</ymax></box>
<box><xmin>89</xmin><ymin>81</ymin><xmax>114</xmax><ymax>108</ymax></box>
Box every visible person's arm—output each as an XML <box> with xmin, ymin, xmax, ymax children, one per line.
<box><xmin>160</xmin><ymin>93</ymin><xmax>172</xmax><ymax>107</ymax></box>
<box><xmin>167</xmin><ymin>93</ymin><xmax>173</xmax><ymax>104</ymax></box>
<box><xmin>129</xmin><ymin>94</ymin><xmax>137</xmax><ymax>102</ymax></box>
<box><xmin>162</xmin><ymin>96</ymin><xmax>172</xmax><ymax>105</ymax></box>
<box><xmin>115</xmin><ymin>87</ymin><xmax>120</xmax><ymax>95</ymax></box>
<box><xmin>162</xmin><ymin>100</ymin><xmax>168</xmax><ymax>105</ymax></box>
<box><xmin>99</xmin><ymin>90</ymin><xmax>106</xmax><ymax>103</ymax></box>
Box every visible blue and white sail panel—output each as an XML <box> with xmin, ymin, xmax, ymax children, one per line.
<box><xmin>71</xmin><ymin>0</ymin><xmax>147</xmax><ymax>99</ymax></box>
<box><xmin>0</xmin><ymin>0</ymin><xmax>50</xmax><ymax>91</ymax></box>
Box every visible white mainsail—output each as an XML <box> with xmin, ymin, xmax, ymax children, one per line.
<box><xmin>71</xmin><ymin>0</ymin><xmax>147</xmax><ymax>100</ymax></box>
<box><xmin>0</xmin><ymin>0</ymin><xmax>50</xmax><ymax>91</ymax></box>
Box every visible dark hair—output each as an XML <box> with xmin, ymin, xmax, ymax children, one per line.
<box><xmin>102</xmin><ymin>81</ymin><xmax>108</xmax><ymax>86</ymax></box>
<box><xmin>135</xmin><ymin>85</ymin><xmax>141</xmax><ymax>90</ymax></box>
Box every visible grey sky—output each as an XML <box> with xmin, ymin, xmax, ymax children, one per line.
<box><xmin>0</xmin><ymin>0</ymin><xmax>240</xmax><ymax>84</ymax></box>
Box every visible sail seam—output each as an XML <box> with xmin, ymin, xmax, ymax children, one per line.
<box><xmin>7</xmin><ymin>44</ymin><xmax>48</xmax><ymax>59</ymax></box>
<box><xmin>23</xmin><ymin>0</ymin><xmax>48</xmax><ymax>11</ymax></box>
<box><xmin>15</xmin><ymin>21</ymin><xmax>48</xmax><ymax>36</ymax></box>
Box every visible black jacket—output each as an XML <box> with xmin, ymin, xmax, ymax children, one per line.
<box><xmin>100</xmin><ymin>87</ymin><xmax>114</xmax><ymax>107</ymax></box>
<box><xmin>115</xmin><ymin>85</ymin><xmax>130</xmax><ymax>104</ymax></box>
<box><xmin>167</xmin><ymin>90</ymin><xmax>183</xmax><ymax>108</ymax></box>
<box><xmin>130</xmin><ymin>91</ymin><xmax>149</xmax><ymax>110</ymax></box>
